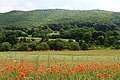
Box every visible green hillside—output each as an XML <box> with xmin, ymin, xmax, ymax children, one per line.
<box><xmin>0</xmin><ymin>9</ymin><xmax>120</xmax><ymax>51</ymax></box>
<box><xmin>0</xmin><ymin>9</ymin><xmax>77</xmax><ymax>27</ymax></box>
<box><xmin>0</xmin><ymin>9</ymin><xmax>120</xmax><ymax>31</ymax></box>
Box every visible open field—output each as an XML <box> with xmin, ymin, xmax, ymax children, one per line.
<box><xmin>0</xmin><ymin>50</ymin><xmax>120</xmax><ymax>80</ymax></box>
<box><xmin>18</xmin><ymin>37</ymin><xmax>75</xmax><ymax>41</ymax></box>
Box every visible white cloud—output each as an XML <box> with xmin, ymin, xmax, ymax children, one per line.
<box><xmin>0</xmin><ymin>0</ymin><xmax>120</xmax><ymax>13</ymax></box>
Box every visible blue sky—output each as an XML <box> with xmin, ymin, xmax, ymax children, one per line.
<box><xmin>0</xmin><ymin>0</ymin><xmax>120</xmax><ymax>13</ymax></box>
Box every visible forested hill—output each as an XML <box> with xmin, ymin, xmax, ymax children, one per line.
<box><xmin>0</xmin><ymin>9</ymin><xmax>120</xmax><ymax>31</ymax></box>
<box><xmin>0</xmin><ymin>9</ymin><xmax>120</xmax><ymax>50</ymax></box>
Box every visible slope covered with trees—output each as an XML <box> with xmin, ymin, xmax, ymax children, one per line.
<box><xmin>0</xmin><ymin>9</ymin><xmax>119</xmax><ymax>30</ymax></box>
<box><xmin>0</xmin><ymin>9</ymin><xmax>120</xmax><ymax>51</ymax></box>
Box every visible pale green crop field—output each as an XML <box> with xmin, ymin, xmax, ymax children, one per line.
<box><xmin>0</xmin><ymin>50</ymin><xmax>119</xmax><ymax>66</ymax></box>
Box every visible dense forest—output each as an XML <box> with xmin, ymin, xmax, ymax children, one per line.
<box><xmin>0</xmin><ymin>9</ymin><xmax>120</xmax><ymax>51</ymax></box>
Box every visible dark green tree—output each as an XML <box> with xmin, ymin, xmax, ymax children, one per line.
<box><xmin>12</xmin><ymin>43</ymin><xmax>21</xmax><ymax>51</ymax></box>
<box><xmin>114</xmin><ymin>45</ymin><xmax>120</xmax><ymax>49</ymax></box>
<box><xmin>108</xmin><ymin>36</ymin><xmax>115</xmax><ymax>45</ymax></box>
<box><xmin>4</xmin><ymin>31</ymin><xmax>18</xmax><ymax>45</ymax></box>
<box><xmin>75</xmin><ymin>38</ymin><xmax>79</xmax><ymax>42</ymax></box>
<box><xmin>98</xmin><ymin>36</ymin><xmax>105</xmax><ymax>45</ymax></box>
<box><xmin>81</xmin><ymin>43</ymin><xmax>89</xmax><ymax>50</ymax></box>
<box><xmin>79</xmin><ymin>40</ymin><xmax>85</xmax><ymax>46</ymax></box>
<box><xmin>92</xmin><ymin>31</ymin><xmax>105</xmax><ymax>40</ymax></box>
<box><xmin>40</xmin><ymin>34</ymin><xmax>49</xmax><ymax>42</ymax></box>
<box><xmin>23</xmin><ymin>37</ymin><xmax>27</xmax><ymax>42</ymax></box>
<box><xmin>0</xmin><ymin>33</ymin><xmax>5</xmax><ymax>43</ymax></box>
<box><xmin>28</xmin><ymin>42</ymin><xmax>38</xmax><ymax>50</ymax></box>
<box><xmin>36</xmin><ymin>42</ymin><xmax>49</xmax><ymax>51</ymax></box>
<box><xmin>17</xmin><ymin>43</ymin><xmax>30</xmax><ymax>51</ymax></box>
<box><xmin>69</xmin><ymin>42</ymin><xmax>80</xmax><ymax>50</ymax></box>
<box><xmin>82</xmin><ymin>32</ymin><xmax>92</xmax><ymax>43</ymax></box>
<box><xmin>104</xmin><ymin>39</ymin><xmax>110</xmax><ymax>47</ymax></box>
<box><xmin>54</xmin><ymin>39</ymin><xmax>65</xmax><ymax>50</ymax></box>
<box><xmin>49</xmin><ymin>39</ymin><xmax>65</xmax><ymax>50</ymax></box>
<box><xmin>0</xmin><ymin>42</ymin><xmax>11</xmax><ymax>51</ymax></box>
<box><xmin>68</xmin><ymin>39</ymin><xmax>74</xmax><ymax>43</ymax></box>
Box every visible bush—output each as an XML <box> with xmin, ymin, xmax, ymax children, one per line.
<box><xmin>49</xmin><ymin>39</ymin><xmax>65</xmax><ymax>50</ymax></box>
<box><xmin>81</xmin><ymin>43</ymin><xmax>89</xmax><ymax>50</ymax></box>
<box><xmin>79</xmin><ymin>40</ymin><xmax>84</xmax><ymax>46</ymax></box>
<box><xmin>12</xmin><ymin>43</ymin><xmax>21</xmax><ymax>51</ymax></box>
<box><xmin>17</xmin><ymin>43</ymin><xmax>30</xmax><ymax>51</ymax></box>
<box><xmin>36</xmin><ymin>42</ymin><xmax>49</xmax><ymax>51</ymax></box>
<box><xmin>69</xmin><ymin>42</ymin><xmax>80</xmax><ymax>50</ymax></box>
<box><xmin>68</xmin><ymin>39</ymin><xmax>73</xmax><ymax>43</ymax></box>
<box><xmin>0</xmin><ymin>42</ymin><xmax>11</xmax><ymax>51</ymax></box>
<box><xmin>28</xmin><ymin>42</ymin><xmax>38</xmax><ymax>51</ymax></box>
<box><xmin>114</xmin><ymin>45</ymin><xmax>120</xmax><ymax>49</ymax></box>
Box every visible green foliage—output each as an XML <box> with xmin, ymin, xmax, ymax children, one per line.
<box><xmin>17</xmin><ymin>43</ymin><xmax>30</xmax><ymax>51</ymax></box>
<box><xmin>82</xmin><ymin>32</ymin><xmax>92</xmax><ymax>43</ymax></box>
<box><xmin>69</xmin><ymin>42</ymin><xmax>80</xmax><ymax>50</ymax></box>
<box><xmin>114</xmin><ymin>45</ymin><xmax>120</xmax><ymax>49</ymax></box>
<box><xmin>0</xmin><ymin>42</ymin><xmax>11</xmax><ymax>51</ymax></box>
<box><xmin>40</xmin><ymin>34</ymin><xmax>49</xmax><ymax>42</ymax></box>
<box><xmin>68</xmin><ymin>39</ymin><xmax>74</xmax><ymax>43</ymax></box>
<box><xmin>92</xmin><ymin>31</ymin><xmax>105</xmax><ymax>40</ymax></box>
<box><xmin>0</xmin><ymin>9</ymin><xmax>119</xmax><ymax>51</ymax></box>
<box><xmin>108</xmin><ymin>36</ymin><xmax>116</xmax><ymax>45</ymax></box>
<box><xmin>60</xmin><ymin>28</ymin><xmax>94</xmax><ymax>39</ymax></box>
<box><xmin>104</xmin><ymin>39</ymin><xmax>110</xmax><ymax>47</ymax></box>
<box><xmin>12</xmin><ymin>43</ymin><xmax>21</xmax><ymax>51</ymax></box>
<box><xmin>0</xmin><ymin>9</ymin><xmax>120</xmax><ymax>31</ymax></box>
<box><xmin>79</xmin><ymin>40</ymin><xmax>85</xmax><ymax>46</ymax></box>
<box><xmin>28</xmin><ymin>42</ymin><xmax>38</xmax><ymax>51</ymax></box>
<box><xmin>3</xmin><ymin>30</ymin><xmax>18</xmax><ymax>44</ymax></box>
<box><xmin>54</xmin><ymin>39</ymin><xmax>65</xmax><ymax>50</ymax></box>
<box><xmin>19</xmin><ymin>37</ymin><xmax>27</xmax><ymax>42</ymax></box>
<box><xmin>48</xmin><ymin>39</ymin><xmax>65</xmax><ymax>50</ymax></box>
<box><xmin>81</xmin><ymin>43</ymin><xmax>89</xmax><ymax>50</ymax></box>
<box><xmin>36</xmin><ymin>42</ymin><xmax>49</xmax><ymax>51</ymax></box>
<box><xmin>97</xmin><ymin>36</ymin><xmax>105</xmax><ymax>45</ymax></box>
<box><xmin>0</xmin><ymin>33</ymin><xmax>5</xmax><ymax>43</ymax></box>
<box><xmin>18</xmin><ymin>30</ymin><xmax>28</xmax><ymax>37</ymax></box>
<box><xmin>75</xmin><ymin>38</ymin><xmax>79</xmax><ymax>42</ymax></box>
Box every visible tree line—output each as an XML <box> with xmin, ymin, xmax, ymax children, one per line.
<box><xmin>0</xmin><ymin>27</ymin><xmax>119</xmax><ymax>51</ymax></box>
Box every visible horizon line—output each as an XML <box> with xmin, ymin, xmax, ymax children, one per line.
<box><xmin>0</xmin><ymin>8</ymin><xmax>119</xmax><ymax>13</ymax></box>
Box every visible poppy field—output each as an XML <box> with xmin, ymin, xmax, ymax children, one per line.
<box><xmin>0</xmin><ymin>50</ymin><xmax>120</xmax><ymax>80</ymax></box>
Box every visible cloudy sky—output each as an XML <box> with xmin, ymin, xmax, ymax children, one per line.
<box><xmin>0</xmin><ymin>0</ymin><xmax>120</xmax><ymax>13</ymax></box>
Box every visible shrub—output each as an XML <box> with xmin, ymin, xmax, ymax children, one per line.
<box><xmin>28</xmin><ymin>42</ymin><xmax>38</xmax><ymax>51</ymax></box>
<box><xmin>69</xmin><ymin>42</ymin><xmax>80</xmax><ymax>50</ymax></box>
<box><xmin>17</xmin><ymin>43</ymin><xmax>30</xmax><ymax>51</ymax></box>
<box><xmin>0</xmin><ymin>42</ymin><xmax>11</xmax><ymax>51</ymax></box>
<box><xmin>36</xmin><ymin>42</ymin><xmax>49</xmax><ymax>51</ymax></box>
<box><xmin>49</xmin><ymin>39</ymin><xmax>65</xmax><ymax>50</ymax></box>
<box><xmin>114</xmin><ymin>45</ymin><xmax>120</xmax><ymax>49</ymax></box>
<box><xmin>81</xmin><ymin>43</ymin><xmax>89</xmax><ymax>50</ymax></box>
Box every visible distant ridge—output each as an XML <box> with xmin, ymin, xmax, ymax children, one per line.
<box><xmin>0</xmin><ymin>9</ymin><xmax>120</xmax><ymax>31</ymax></box>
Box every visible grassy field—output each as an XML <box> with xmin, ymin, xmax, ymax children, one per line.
<box><xmin>18</xmin><ymin>37</ymin><xmax>74</xmax><ymax>42</ymax></box>
<box><xmin>0</xmin><ymin>50</ymin><xmax>120</xmax><ymax>80</ymax></box>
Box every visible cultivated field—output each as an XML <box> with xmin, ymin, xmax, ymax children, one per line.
<box><xmin>0</xmin><ymin>50</ymin><xmax>120</xmax><ymax>80</ymax></box>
